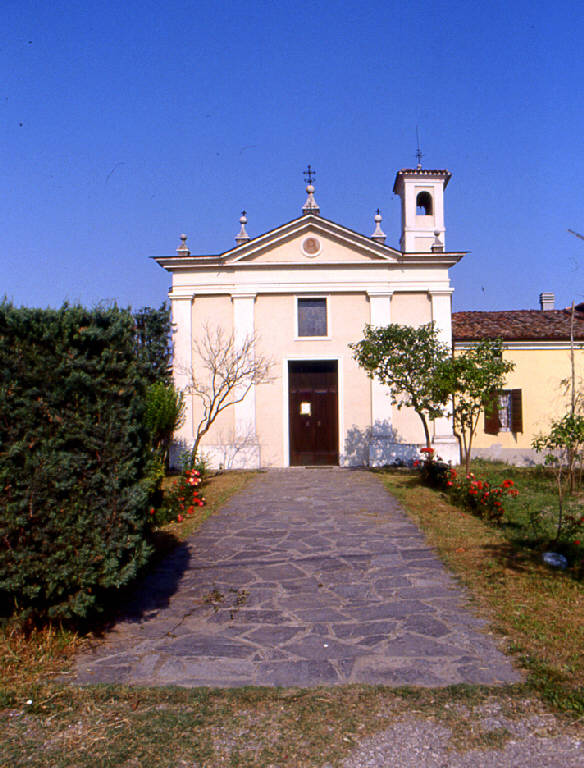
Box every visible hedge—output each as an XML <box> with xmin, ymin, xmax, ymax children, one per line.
<box><xmin>0</xmin><ymin>302</ymin><xmax>155</xmax><ymax>622</ymax></box>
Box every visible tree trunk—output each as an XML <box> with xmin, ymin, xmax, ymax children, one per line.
<box><xmin>465</xmin><ymin>435</ymin><xmax>472</xmax><ymax>475</ymax></box>
<box><xmin>191</xmin><ymin>433</ymin><xmax>203</xmax><ymax>466</ymax></box>
<box><xmin>418</xmin><ymin>413</ymin><xmax>431</xmax><ymax>452</ymax></box>
<box><xmin>569</xmin><ymin>301</ymin><xmax>577</xmax><ymax>492</ymax></box>
<box><xmin>555</xmin><ymin>469</ymin><xmax>565</xmax><ymax>543</ymax></box>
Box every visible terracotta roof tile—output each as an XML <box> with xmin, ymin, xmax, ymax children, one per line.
<box><xmin>452</xmin><ymin>309</ymin><xmax>584</xmax><ymax>341</ymax></box>
<box><xmin>393</xmin><ymin>168</ymin><xmax>452</xmax><ymax>193</ymax></box>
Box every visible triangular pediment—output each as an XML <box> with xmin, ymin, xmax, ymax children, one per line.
<box><xmin>222</xmin><ymin>215</ymin><xmax>400</xmax><ymax>265</ymax></box>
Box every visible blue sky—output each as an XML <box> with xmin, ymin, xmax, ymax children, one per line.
<box><xmin>2</xmin><ymin>0</ymin><xmax>582</xmax><ymax>312</ymax></box>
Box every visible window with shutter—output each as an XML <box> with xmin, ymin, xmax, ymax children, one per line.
<box><xmin>484</xmin><ymin>389</ymin><xmax>523</xmax><ymax>435</ymax></box>
<box><xmin>510</xmin><ymin>389</ymin><xmax>523</xmax><ymax>433</ymax></box>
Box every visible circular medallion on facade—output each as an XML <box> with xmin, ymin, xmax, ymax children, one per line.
<box><xmin>301</xmin><ymin>236</ymin><xmax>321</xmax><ymax>257</ymax></box>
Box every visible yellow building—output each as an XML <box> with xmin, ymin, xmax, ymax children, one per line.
<box><xmin>155</xmin><ymin>167</ymin><xmax>466</xmax><ymax>468</ymax></box>
<box><xmin>452</xmin><ymin>297</ymin><xmax>584</xmax><ymax>464</ymax></box>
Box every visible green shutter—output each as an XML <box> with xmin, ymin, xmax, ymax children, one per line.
<box><xmin>511</xmin><ymin>389</ymin><xmax>523</xmax><ymax>433</ymax></box>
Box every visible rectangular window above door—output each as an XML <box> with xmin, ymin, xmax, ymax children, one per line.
<box><xmin>297</xmin><ymin>298</ymin><xmax>327</xmax><ymax>337</ymax></box>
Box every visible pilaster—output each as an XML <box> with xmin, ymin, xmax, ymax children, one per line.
<box><xmin>231</xmin><ymin>293</ymin><xmax>259</xmax><ymax>467</ymax></box>
<box><xmin>367</xmin><ymin>290</ymin><xmax>394</xmax><ymax>465</ymax></box>
<box><xmin>430</xmin><ymin>289</ymin><xmax>459</xmax><ymax>463</ymax></box>
<box><xmin>169</xmin><ymin>295</ymin><xmax>193</xmax><ymax>466</ymax></box>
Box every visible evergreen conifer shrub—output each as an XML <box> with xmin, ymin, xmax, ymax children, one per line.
<box><xmin>0</xmin><ymin>302</ymin><xmax>153</xmax><ymax>622</ymax></box>
<box><xmin>133</xmin><ymin>303</ymin><xmax>172</xmax><ymax>385</ymax></box>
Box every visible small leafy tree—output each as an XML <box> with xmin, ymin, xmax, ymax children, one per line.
<box><xmin>186</xmin><ymin>324</ymin><xmax>273</xmax><ymax>461</ymax></box>
<box><xmin>532</xmin><ymin>414</ymin><xmax>584</xmax><ymax>542</ymax></box>
<box><xmin>144</xmin><ymin>381</ymin><xmax>185</xmax><ymax>464</ymax></box>
<box><xmin>350</xmin><ymin>323</ymin><xmax>450</xmax><ymax>450</ymax></box>
<box><xmin>442</xmin><ymin>340</ymin><xmax>515</xmax><ymax>473</ymax></box>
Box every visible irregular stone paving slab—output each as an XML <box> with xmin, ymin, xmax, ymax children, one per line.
<box><xmin>72</xmin><ymin>468</ymin><xmax>520</xmax><ymax>687</ymax></box>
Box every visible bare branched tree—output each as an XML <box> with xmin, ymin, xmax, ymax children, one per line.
<box><xmin>184</xmin><ymin>324</ymin><xmax>273</xmax><ymax>460</ymax></box>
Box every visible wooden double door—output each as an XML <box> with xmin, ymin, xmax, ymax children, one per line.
<box><xmin>288</xmin><ymin>360</ymin><xmax>338</xmax><ymax>466</ymax></box>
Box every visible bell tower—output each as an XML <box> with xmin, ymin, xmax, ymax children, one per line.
<box><xmin>393</xmin><ymin>167</ymin><xmax>452</xmax><ymax>253</ymax></box>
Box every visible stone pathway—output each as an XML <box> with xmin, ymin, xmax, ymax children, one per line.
<box><xmin>73</xmin><ymin>468</ymin><xmax>520</xmax><ymax>687</ymax></box>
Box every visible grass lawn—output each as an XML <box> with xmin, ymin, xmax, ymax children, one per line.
<box><xmin>2</xmin><ymin>465</ymin><xmax>584</xmax><ymax>766</ymax></box>
<box><xmin>149</xmin><ymin>469</ymin><xmax>260</xmax><ymax>560</ymax></box>
<box><xmin>380</xmin><ymin>465</ymin><xmax>584</xmax><ymax>710</ymax></box>
<box><xmin>467</xmin><ymin>459</ymin><xmax>584</xmax><ymax>556</ymax></box>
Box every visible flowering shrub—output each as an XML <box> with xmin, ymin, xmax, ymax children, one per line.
<box><xmin>445</xmin><ymin>470</ymin><xmax>519</xmax><ymax>523</ymax></box>
<box><xmin>423</xmin><ymin>462</ymin><xmax>447</xmax><ymax>488</ymax></box>
<box><xmin>561</xmin><ymin>513</ymin><xmax>584</xmax><ymax>543</ymax></box>
<box><xmin>419</xmin><ymin>448</ymin><xmax>450</xmax><ymax>488</ymax></box>
<box><xmin>151</xmin><ymin>468</ymin><xmax>206</xmax><ymax>526</ymax></box>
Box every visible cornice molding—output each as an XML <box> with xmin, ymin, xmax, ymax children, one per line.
<box><xmin>454</xmin><ymin>340</ymin><xmax>584</xmax><ymax>351</ymax></box>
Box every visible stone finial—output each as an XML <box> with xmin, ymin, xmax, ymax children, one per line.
<box><xmin>302</xmin><ymin>166</ymin><xmax>320</xmax><ymax>215</ymax></box>
<box><xmin>431</xmin><ymin>229</ymin><xmax>444</xmax><ymax>253</ymax></box>
<box><xmin>176</xmin><ymin>234</ymin><xmax>190</xmax><ymax>256</ymax></box>
<box><xmin>235</xmin><ymin>210</ymin><xmax>250</xmax><ymax>245</ymax></box>
<box><xmin>371</xmin><ymin>209</ymin><xmax>386</xmax><ymax>244</ymax></box>
<box><xmin>302</xmin><ymin>183</ymin><xmax>320</xmax><ymax>215</ymax></box>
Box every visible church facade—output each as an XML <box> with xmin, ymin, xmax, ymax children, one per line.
<box><xmin>154</xmin><ymin>167</ymin><xmax>465</xmax><ymax>469</ymax></box>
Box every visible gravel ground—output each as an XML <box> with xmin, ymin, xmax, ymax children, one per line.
<box><xmin>336</xmin><ymin>711</ymin><xmax>584</xmax><ymax>767</ymax></box>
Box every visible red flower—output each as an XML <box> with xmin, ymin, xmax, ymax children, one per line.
<box><xmin>447</xmin><ymin>481</ymin><xmax>453</xmax><ymax>487</ymax></box>
<box><xmin>177</xmin><ymin>514</ymin><xmax>183</xmax><ymax>522</ymax></box>
<box><xmin>575</xmin><ymin>540</ymin><xmax>581</xmax><ymax>546</ymax></box>
<box><xmin>502</xmin><ymin>479</ymin><xmax>514</xmax><ymax>488</ymax></box>
<box><xmin>149</xmin><ymin>508</ymin><xmax>155</xmax><ymax>515</ymax></box>
<box><xmin>187</xmin><ymin>506</ymin><xmax>194</xmax><ymax>515</ymax></box>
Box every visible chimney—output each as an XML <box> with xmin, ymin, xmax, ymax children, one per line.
<box><xmin>539</xmin><ymin>292</ymin><xmax>555</xmax><ymax>311</ymax></box>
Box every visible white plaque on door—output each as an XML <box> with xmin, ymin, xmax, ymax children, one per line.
<box><xmin>300</xmin><ymin>402</ymin><xmax>312</xmax><ymax>416</ymax></box>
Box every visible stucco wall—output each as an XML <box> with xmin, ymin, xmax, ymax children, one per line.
<box><xmin>389</xmin><ymin>292</ymin><xmax>433</xmax><ymax>445</ymax></box>
<box><xmin>466</xmin><ymin>347</ymin><xmax>584</xmax><ymax>462</ymax></box>
<box><xmin>189</xmin><ymin>295</ymin><xmax>235</xmax><ymax>452</ymax></box>
<box><xmin>391</xmin><ymin>292</ymin><xmax>432</xmax><ymax>328</ymax></box>
<box><xmin>177</xmin><ymin>287</ymin><xmax>455</xmax><ymax>466</ymax></box>
<box><xmin>241</xmin><ymin>230</ymin><xmax>386</xmax><ymax>264</ymax></box>
<box><xmin>254</xmin><ymin>292</ymin><xmax>372</xmax><ymax>466</ymax></box>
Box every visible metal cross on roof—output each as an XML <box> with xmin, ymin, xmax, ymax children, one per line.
<box><xmin>415</xmin><ymin>126</ymin><xmax>423</xmax><ymax>169</ymax></box>
<box><xmin>303</xmin><ymin>164</ymin><xmax>315</xmax><ymax>185</ymax></box>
